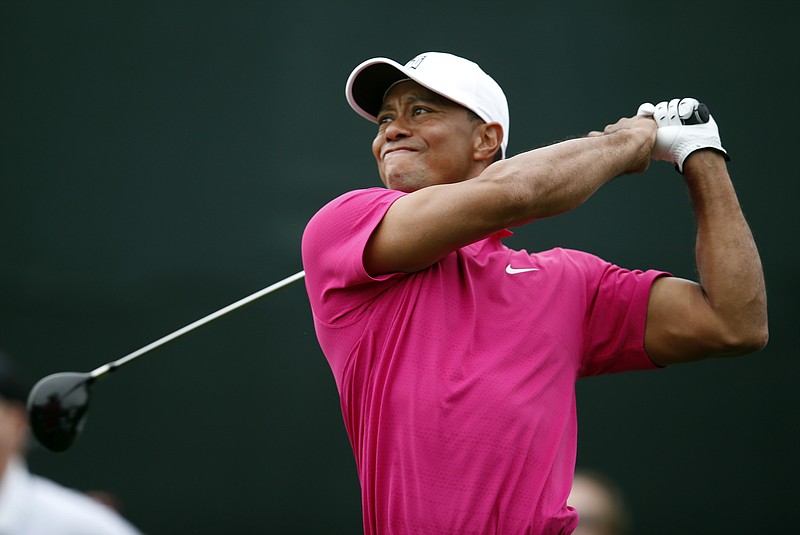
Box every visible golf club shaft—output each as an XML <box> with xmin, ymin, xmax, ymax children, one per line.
<box><xmin>89</xmin><ymin>270</ymin><xmax>306</xmax><ymax>380</ymax></box>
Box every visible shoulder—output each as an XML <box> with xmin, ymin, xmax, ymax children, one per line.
<box><xmin>532</xmin><ymin>247</ymin><xmax>610</xmax><ymax>274</ymax></box>
<box><xmin>534</xmin><ymin>247</ymin><xmax>667</xmax><ymax>291</ymax></box>
<box><xmin>302</xmin><ymin>187</ymin><xmax>406</xmax><ymax>259</ymax></box>
<box><xmin>309</xmin><ymin>188</ymin><xmax>405</xmax><ymax>221</ymax></box>
<box><xmin>27</xmin><ymin>475</ymin><xmax>141</xmax><ymax>534</ymax></box>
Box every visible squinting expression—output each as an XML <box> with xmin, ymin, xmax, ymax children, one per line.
<box><xmin>372</xmin><ymin>81</ymin><xmax>484</xmax><ymax>192</ymax></box>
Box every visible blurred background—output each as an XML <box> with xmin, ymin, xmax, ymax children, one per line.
<box><xmin>1</xmin><ymin>1</ymin><xmax>796</xmax><ymax>533</ymax></box>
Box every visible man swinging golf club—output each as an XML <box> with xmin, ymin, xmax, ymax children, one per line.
<box><xmin>301</xmin><ymin>52</ymin><xmax>767</xmax><ymax>534</ymax></box>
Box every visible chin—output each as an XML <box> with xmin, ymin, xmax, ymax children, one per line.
<box><xmin>386</xmin><ymin>179</ymin><xmax>424</xmax><ymax>193</ymax></box>
<box><xmin>383</xmin><ymin>168</ymin><xmax>430</xmax><ymax>193</ymax></box>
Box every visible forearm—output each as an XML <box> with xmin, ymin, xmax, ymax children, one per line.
<box><xmin>684</xmin><ymin>151</ymin><xmax>768</xmax><ymax>351</ymax></box>
<box><xmin>481</xmin><ymin>122</ymin><xmax>653</xmax><ymax>223</ymax></box>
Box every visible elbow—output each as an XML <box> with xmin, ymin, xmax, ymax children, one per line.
<box><xmin>706</xmin><ymin>294</ymin><xmax>769</xmax><ymax>358</ymax></box>
<box><xmin>743</xmin><ymin>324</ymin><xmax>770</xmax><ymax>353</ymax></box>
<box><xmin>718</xmin><ymin>321</ymin><xmax>769</xmax><ymax>357</ymax></box>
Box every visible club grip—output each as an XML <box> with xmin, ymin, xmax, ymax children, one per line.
<box><xmin>683</xmin><ymin>102</ymin><xmax>710</xmax><ymax>125</ymax></box>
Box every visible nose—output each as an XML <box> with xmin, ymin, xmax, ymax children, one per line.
<box><xmin>384</xmin><ymin>116</ymin><xmax>412</xmax><ymax>141</ymax></box>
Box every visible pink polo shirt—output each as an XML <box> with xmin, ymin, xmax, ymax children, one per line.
<box><xmin>302</xmin><ymin>188</ymin><xmax>666</xmax><ymax>535</ymax></box>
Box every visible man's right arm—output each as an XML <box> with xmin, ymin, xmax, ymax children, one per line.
<box><xmin>644</xmin><ymin>151</ymin><xmax>768</xmax><ymax>364</ymax></box>
<box><xmin>364</xmin><ymin>116</ymin><xmax>656</xmax><ymax>276</ymax></box>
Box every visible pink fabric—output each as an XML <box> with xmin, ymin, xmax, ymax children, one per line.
<box><xmin>302</xmin><ymin>188</ymin><xmax>667</xmax><ymax>535</ymax></box>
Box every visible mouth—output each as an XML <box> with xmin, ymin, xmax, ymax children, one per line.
<box><xmin>382</xmin><ymin>147</ymin><xmax>417</xmax><ymax>160</ymax></box>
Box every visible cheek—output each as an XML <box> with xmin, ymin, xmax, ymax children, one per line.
<box><xmin>371</xmin><ymin>135</ymin><xmax>383</xmax><ymax>161</ymax></box>
<box><xmin>371</xmin><ymin>136</ymin><xmax>388</xmax><ymax>186</ymax></box>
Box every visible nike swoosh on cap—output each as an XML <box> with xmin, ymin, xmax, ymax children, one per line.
<box><xmin>505</xmin><ymin>264</ymin><xmax>539</xmax><ymax>274</ymax></box>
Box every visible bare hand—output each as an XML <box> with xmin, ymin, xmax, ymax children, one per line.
<box><xmin>588</xmin><ymin>115</ymin><xmax>657</xmax><ymax>175</ymax></box>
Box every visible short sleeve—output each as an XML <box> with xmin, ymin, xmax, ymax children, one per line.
<box><xmin>576</xmin><ymin>254</ymin><xmax>670</xmax><ymax>377</ymax></box>
<box><xmin>301</xmin><ymin>187</ymin><xmax>406</xmax><ymax>325</ymax></box>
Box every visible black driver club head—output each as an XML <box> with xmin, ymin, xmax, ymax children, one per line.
<box><xmin>27</xmin><ymin>372</ymin><xmax>94</xmax><ymax>452</ymax></box>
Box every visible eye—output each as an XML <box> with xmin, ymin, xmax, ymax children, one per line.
<box><xmin>377</xmin><ymin>114</ymin><xmax>394</xmax><ymax>126</ymax></box>
<box><xmin>412</xmin><ymin>106</ymin><xmax>429</xmax><ymax>116</ymax></box>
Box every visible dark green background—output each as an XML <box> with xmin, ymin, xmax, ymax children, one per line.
<box><xmin>1</xmin><ymin>1</ymin><xmax>796</xmax><ymax>533</ymax></box>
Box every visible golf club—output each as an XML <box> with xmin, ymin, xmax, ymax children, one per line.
<box><xmin>27</xmin><ymin>269</ymin><xmax>306</xmax><ymax>452</ymax></box>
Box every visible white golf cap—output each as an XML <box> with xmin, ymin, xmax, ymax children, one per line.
<box><xmin>345</xmin><ymin>52</ymin><xmax>510</xmax><ymax>158</ymax></box>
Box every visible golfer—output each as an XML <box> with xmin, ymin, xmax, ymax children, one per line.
<box><xmin>301</xmin><ymin>52</ymin><xmax>767</xmax><ymax>534</ymax></box>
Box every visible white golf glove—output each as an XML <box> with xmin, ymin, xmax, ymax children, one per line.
<box><xmin>637</xmin><ymin>98</ymin><xmax>729</xmax><ymax>173</ymax></box>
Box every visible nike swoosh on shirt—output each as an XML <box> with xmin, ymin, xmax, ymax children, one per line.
<box><xmin>505</xmin><ymin>264</ymin><xmax>539</xmax><ymax>274</ymax></box>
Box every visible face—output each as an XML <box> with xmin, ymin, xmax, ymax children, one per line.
<box><xmin>568</xmin><ymin>475</ymin><xmax>623</xmax><ymax>535</ymax></box>
<box><xmin>372</xmin><ymin>81</ymin><xmax>486</xmax><ymax>192</ymax></box>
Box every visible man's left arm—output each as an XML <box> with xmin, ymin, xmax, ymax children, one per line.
<box><xmin>644</xmin><ymin>149</ymin><xmax>768</xmax><ymax>365</ymax></box>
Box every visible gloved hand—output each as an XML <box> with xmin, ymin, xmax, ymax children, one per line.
<box><xmin>637</xmin><ymin>98</ymin><xmax>729</xmax><ymax>173</ymax></box>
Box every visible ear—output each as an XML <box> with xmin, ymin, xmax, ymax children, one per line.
<box><xmin>473</xmin><ymin>122</ymin><xmax>503</xmax><ymax>163</ymax></box>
